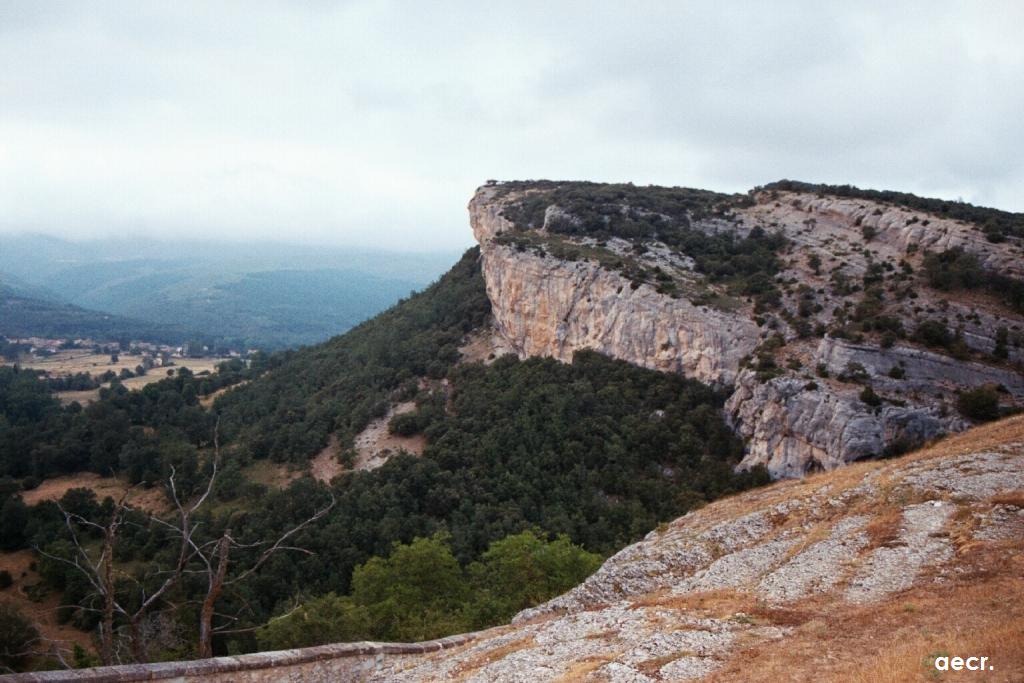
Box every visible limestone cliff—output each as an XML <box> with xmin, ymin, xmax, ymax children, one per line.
<box><xmin>469</xmin><ymin>180</ymin><xmax>1024</xmax><ymax>477</ymax></box>
<box><xmin>479</xmin><ymin>243</ymin><xmax>757</xmax><ymax>385</ymax></box>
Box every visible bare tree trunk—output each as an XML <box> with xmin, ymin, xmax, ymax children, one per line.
<box><xmin>99</xmin><ymin>522</ymin><xmax>117</xmax><ymax>664</ymax></box>
<box><xmin>198</xmin><ymin>531</ymin><xmax>231</xmax><ymax>659</ymax></box>
<box><xmin>128</xmin><ymin>617</ymin><xmax>145</xmax><ymax>663</ymax></box>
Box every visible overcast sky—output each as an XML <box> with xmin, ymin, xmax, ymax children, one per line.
<box><xmin>1</xmin><ymin>1</ymin><xmax>1021</xmax><ymax>250</ymax></box>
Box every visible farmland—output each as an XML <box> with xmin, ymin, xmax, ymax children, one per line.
<box><xmin>2</xmin><ymin>350</ymin><xmax>230</xmax><ymax>404</ymax></box>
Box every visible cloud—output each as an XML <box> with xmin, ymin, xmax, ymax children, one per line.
<box><xmin>0</xmin><ymin>0</ymin><xmax>1020</xmax><ymax>250</ymax></box>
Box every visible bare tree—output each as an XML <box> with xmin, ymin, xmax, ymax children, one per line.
<box><xmin>35</xmin><ymin>417</ymin><xmax>334</xmax><ymax>662</ymax></box>
<box><xmin>36</xmin><ymin>420</ymin><xmax>220</xmax><ymax>663</ymax></box>
<box><xmin>187</xmin><ymin>493</ymin><xmax>334</xmax><ymax>658</ymax></box>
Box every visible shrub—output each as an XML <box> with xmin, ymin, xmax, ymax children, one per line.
<box><xmin>840</xmin><ymin>361</ymin><xmax>870</xmax><ymax>383</ymax></box>
<box><xmin>0</xmin><ymin>570</ymin><xmax>11</xmax><ymax>590</ymax></box>
<box><xmin>956</xmin><ymin>386</ymin><xmax>1001</xmax><ymax>422</ymax></box>
<box><xmin>0</xmin><ymin>601</ymin><xmax>39</xmax><ymax>669</ymax></box>
<box><xmin>913</xmin><ymin>320</ymin><xmax>953</xmax><ymax>349</ymax></box>
<box><xmin>860</xmin><ymin>386</ymin><xmax>882</xmax><ymax>407</ymax></box>
<box><xmin>887</xmin><ymin>366</ymin><xmax>905</xmax><ymax>379</ymax></box>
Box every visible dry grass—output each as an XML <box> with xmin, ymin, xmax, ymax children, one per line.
<box><xmin>20</xmin><ymin>352</ymin><xmax>233</xmax><ymax>405</ymax></box>
<box><xmin>553</xmin><ymin>654</ymin><xmax>619</xmax><ymax>682</ymax></box>
<box><xmin>990</xmin><ymin>490</ymin><xmax>1024</xmax><ymax>509</ymax></box>
<box><xmin>451</xmin><ymin>635</ymin><xmax>536</xmax><ymax>680</ymax></box>
<box><xmin>20</xmin><ymin>472</ymin><xmax>170</xmax><ymax>515</ymax></box>
<box><xmin>0</xmin><ymin>549</ymin><xmax>95</xmax><ymax>656</ymax></box>
<box><xmin>862</xmin><ymin>507</ymin><xmax>904</xmax><ymax>550</ymax></box>
<box><xmin>706</xmin><ymin>539</ymin><xmax>1024</xmax><ymax>683</ymax></box>
<box><xmin>241</xmin><ymin>459</ymin><xmax>302</xmax><ymax>490</ymax></box>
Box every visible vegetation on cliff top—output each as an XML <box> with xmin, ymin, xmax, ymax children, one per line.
<box><xmin>492</xmin><ymin>181</ymin><xmax>786</xmax><ymax>311</ymax></box>
<box><xmin>760</xmin><ymin>179</ymin><xmax>1024</xmax><ymax>241</ymax></box>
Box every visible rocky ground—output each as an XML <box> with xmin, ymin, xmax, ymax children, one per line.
<box><xmin>370</xmin><ymin>416</ymin><xmax>1024</xmax><ymax>682</ymax></box>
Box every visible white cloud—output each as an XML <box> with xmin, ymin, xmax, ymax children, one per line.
<box><xmin>0</xmin><ymin>0</ymin><xmax>1020</xmax><ymax>250</ymax></box>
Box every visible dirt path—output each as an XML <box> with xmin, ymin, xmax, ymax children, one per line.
<box><xmin>310</xmin><ymin>402</ymin><xmax>427</xmax><ymax>482</ymax></box>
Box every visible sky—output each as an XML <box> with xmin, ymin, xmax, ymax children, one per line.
<box><xmin>1</xmin><ymin>1</ymin><xmax>1021</xmax><ymax>251</ymax></box>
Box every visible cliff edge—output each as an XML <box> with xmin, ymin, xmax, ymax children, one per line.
<box><xmin>468</xmin><ymin>180</ymin><xmax>1024</xmax><ymax>476</ymax></box>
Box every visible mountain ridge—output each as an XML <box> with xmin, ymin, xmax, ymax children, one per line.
<box><xmin>468</xmin><ymin>179</ymin><xmax>1024</xmax><ymax>477</ymax></box>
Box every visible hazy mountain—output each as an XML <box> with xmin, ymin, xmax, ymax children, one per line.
<box><xmin>0</xmin><ymin>235</ymin><xmax>460</xmax><ymax>349</ymax></box>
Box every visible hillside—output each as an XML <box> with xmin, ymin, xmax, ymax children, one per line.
<box><xmin>372</xmin><ymin>415</ymin><xmax>1024</xmax><ymax>682</ymax></box>
<box><xmin>0</xmin><ymin>248</ymin><xmax>764</xmax><ymax>672</ymax></box>
<box><xmin>0</xmin><ymin>282</ymin><xmax>190</xmax><ymax>345</ymax></box>
<box><xmin>469</xmin><ymin>180</ymin><xmax>1024</xmax><ymax>477</ymax></box>
<box><xmin>0</xmin><ymin>236</ymin><xmax>456</xmax><ymax>349</ymax></box>
<box><xmin>11</xmin><ymin>416</ymin><xmax>1021</xmax><ymax>682</ymax></box>
<box><xmin>2</xmin><ymin>179</ymin><xmax>1022</xmax><ymax>676</ymax></box>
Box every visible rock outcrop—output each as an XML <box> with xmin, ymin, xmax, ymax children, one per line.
<box><xmin>368</xmin><ymin>416</ymin><xmax>1024</xmax><ymax>681</ymax></box>
<box><xmin>480</xmin><ymin>243</ymin><xmax>758</xmax><ymax>385</ymax></box>
<box><xmin>468</xmin><ymin>181</ymin><xmax>1024</xmax><ymax>476</ymax></box>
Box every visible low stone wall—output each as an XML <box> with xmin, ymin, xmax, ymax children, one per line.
<box><xmin>1</xmin><ymin>634</ymin><xmax>477</xmax><ymax>682</ymax></box>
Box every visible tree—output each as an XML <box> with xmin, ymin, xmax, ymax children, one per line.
<box><xmin>0</xmin><ymin>495</ymin><xmax>28</xmax><ymax>551</ymax></box>
<box><xmin>174</xmin><ymin>422</ymin><xmax>335</xmax><ymax>658</ymax></box>
<box><xmin>38</xmin><ymin>423</ymin><xmax>221</xmax><ymax>663</ymax></box>
<box><xmin>349</xmin><ymin>533</ymin><xmax>467</xmax><ymax>642</ymax></box>
<box><xmin>255</xmin><ymin>593</ymin><xmax>369</xmax><ymax>651</ymax></box>
<box><xmin>465</xmin><ymin>530</ymin><xmax>600</xmax><ymax>627</ymax></box>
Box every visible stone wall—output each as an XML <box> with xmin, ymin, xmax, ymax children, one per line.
<box><xmin>1</xmin><ymin>634</ymin><xmax>478</xmax><ymax>683</ymax></box>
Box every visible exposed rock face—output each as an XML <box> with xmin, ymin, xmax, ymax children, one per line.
<box><xmin>481</xmin><ymin>243</ymin><xmax>758</xmax><ymax>385</ymax></box>
<box><xmin>469</xmin><ymin>182</ymin><xmax>1024</xmax><ymax>476</ymax></box>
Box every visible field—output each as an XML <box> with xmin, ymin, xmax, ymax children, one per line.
<box><xmin>2</xmin><ymin>351</ymin><xmax>229</xmax><ymax>404</ymax></box>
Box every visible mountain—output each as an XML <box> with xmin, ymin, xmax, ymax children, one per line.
<box><xmin>0</xmin><ymin>236</ymin><xmax>459</xmax><ymax>349</ymax></box>
<box><xmin>0</xmin><ymin>280</ymin><xmax>189</xmax><ymax>345</ymax></box>
<box><xmin>3</xmin><ymin>179</ymin><xmax>1022</xmax><ymax>677</ymax></box>
<box><xmin>467</xmin><ymin>180</ymin><xmax>1024</xmax><ymax>477</ymax></box>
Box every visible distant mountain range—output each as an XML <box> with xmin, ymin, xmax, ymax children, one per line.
<box><xmin>0</xmin><ymin>280</ymin><xmax>190</xmax><ymax>345</ymax></box>
<box><xmin>0</xmin><ymin>235</ymin><xmax>460</xmax><ymax>349</ymax></box>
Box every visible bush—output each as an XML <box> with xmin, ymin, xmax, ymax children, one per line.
<box><xmin>957</xmin><ymin>386</ymin><xmax>1001</xmax><ymax>422</ymax></box>
<box><xmin>0</xmin><ymin>570</ymin><xmax>12</xmax><ymax>589</ymax></box>
<box><xmin>859</xmin><ymin>386</ymin><xmax>882</xmax><ymax>407</ymax></box>
<box><xmin>0</xmin><ymin>601</ymin><xmax>39</xmax><ymax>669</ymax></box>
<box><xmin>388</xmin><ymin>412</ymin><xmax>423</xmax><ymax>437</ymax></box>
<box><xmin>840</xmin><ymin>361</ymin><xmax>870</xmax><ymax>383</ymax></box>
<box><xmin>913</xmin><ymin>320</ymin><xmax>953</xmax><ymax>348</ymax></box>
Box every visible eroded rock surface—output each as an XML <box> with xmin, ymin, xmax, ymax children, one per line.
<box><xmin>469</xmin><ymin>182</ymin><xmax>1024</xmax><ymax>476</ymax></box>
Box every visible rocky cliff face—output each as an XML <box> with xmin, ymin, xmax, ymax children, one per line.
<box><xmin>479</xmin><ymin>243</ymin><xmax>757</xmax><ymax>385</ymax></box>
<box><xmin>469</xmin><ymin>181</ymin><xmax>1024</xmax><ymax>477</ymax></box>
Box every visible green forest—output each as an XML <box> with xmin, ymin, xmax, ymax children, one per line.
<box><xmin>0</xmin><ymin>249</ymin><xmax>766</xmax><ymax>671</ymax></box>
